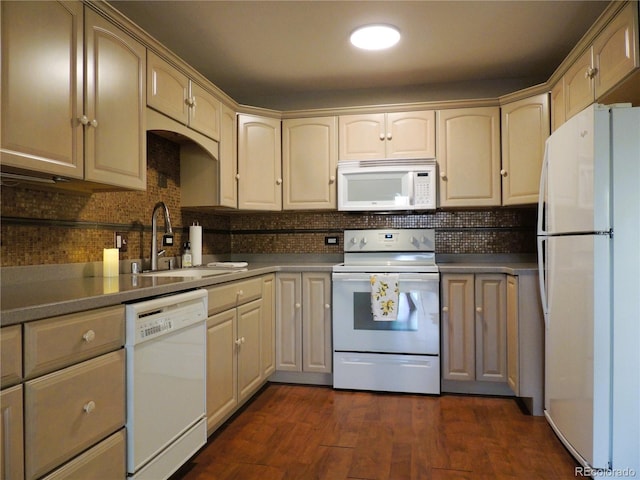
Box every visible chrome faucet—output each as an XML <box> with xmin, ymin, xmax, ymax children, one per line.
<box><xmin>150</xmin><ymin>201</ymin><xmax>174</xmax><ymax>271</ymax></box>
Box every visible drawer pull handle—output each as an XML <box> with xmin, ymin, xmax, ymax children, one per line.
<box><xmin>82</xmin><ymin>330</ymin><xmax>96</xmax><ymax>343</ymax></box>
<box><xmin>83</xmin><ymin>401</ymin><xmax>96</xmax><ymax>414</ymax></box>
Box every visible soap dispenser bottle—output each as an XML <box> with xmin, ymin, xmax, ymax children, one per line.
<box><xmin>182</xmin><ymin>242</ymin><xmax>193</xmax><ymax>268</ymax></box>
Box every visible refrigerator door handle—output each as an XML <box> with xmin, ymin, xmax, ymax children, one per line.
<box><xmin>537</xmin><ymin>236</ymin><xmax>549</xmax><ymax>327</ymax></box>
<box><xmin>537</xmin><ymin>141</ymin><xmax>549</xmax><ymax>236</ymax></box>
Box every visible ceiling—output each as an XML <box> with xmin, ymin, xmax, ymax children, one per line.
<box><xmin>108</xmin><ymin>0</ymin><xmax>610</xmax><ymax>111</ymax></box>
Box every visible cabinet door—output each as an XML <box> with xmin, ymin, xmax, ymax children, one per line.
<box><xmin>475</xmin><ymin>274</ymin><xmax>507</xmax><ymax>383</ymax></box>
<box><xmin>386</xmin><ymin>111</ymin><xmax>436</xmax><ymax>159</ymax></box>
<box><xmin>564</xmin><ymin>48</ymin><xmax>594</xmax><ymax>121</ymax></box>
<box><xmin>189</xmin><ymin>82</ymin><xmax>221</xmax><ymax>141</ymax></box>
<box><xmin>0</xmin><ymin>385</ymin><xmax>24</xmax><ymax>480</ymax></box>
<box><xmin>24</xmin><ymin>350</ymin><xmax>125</xmax><ymax>480</ymax></box>
<box><xmin>437</xmin><ymin>107</ymin><xmax>501</xmax><ymax>207</ymax></box>
<box><xmin>146</xmin><ymin>50</ymin><xmax>189</xmax><ymax>125</ymax></box>
<box><xmin>275</xmin><ymin>273</ymin><xmax>302</xmax><ymax>372</ymax></box>
<box><xmin>593</xmin><ymin>1</ymin><xmax>639</xmax><ymax>98</ymax></box>
<box><xmin>1</xmin><ymin>325</ymin><xmax>22</xmax><ymax>388</ymax></box>
<box><xmin>206</xmin><ymin>309</ymin><xmax>237</xmax><ymax>431</ymax></box>
<box><xmin>282</xmin><ymin>117</ymin><xmax>338</xmax><ymax>210</ymax></box>
<box><xmin>219</xmin><ymin>104</ymin><xmax>238</xmax><ymax>208</ymax></box>
<box><xmin>237</xmin><ymin>299</ymin><xmax>263</xmax><ymax>402</ymax></box>
<box><xmin>441</xmin><ymin>274</ymin><xmax>475</xmax><ymax>381</ymax></box>
<box><xmin>261</xmin><ymin>274</ymin><xmax>276</xmax><ymax>379</ymax></box>
<box><xmin>501</xmin><ymin>94</ymin><xmax>550</xmax><ymax>205</ymax></box>
<box><xmin>506</xmin><ymin>275</ymin><xmax>519</xmax><ymax>395</ymax></box>
<box><xmin>238</xmin><ymin>114</ymin><xmax>282</xmax><ymax>210</ymax></box>
<box><xmin>551</xmin><ymin>79</ymin><xmax>566</xmax><ymax>132</ymax></box>
<box><xmin>302</xmin><ymin>272</ymin><xmax>332</xmax><ymax>373</ymax></box>
<box><xmin>1</xmin><ymin>0</ymin><xmax>84</xmax><ymax>178</ymax></box>
<box><xmin>84</xmin><ymin>9</ymin><xmax>146</xmax><ymax>190</ymax></box>
<box><xmin>338</xmin><ymin>113</ymin><xmax>385</xmax><ymax>161</ymax></box>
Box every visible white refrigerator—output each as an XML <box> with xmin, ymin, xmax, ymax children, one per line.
<box><xmin>537</xmin><ymin>103</ymin><xmax>640</xmax><ymax>477</ymax></box>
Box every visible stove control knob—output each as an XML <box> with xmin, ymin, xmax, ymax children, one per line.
<box><xmin>361</xmin><ymin>238</ymin><xmax>367</xmax><ymax>245</ymax></box>
<box><xmin>350</xmin><ymin>237</ymin><xmax>357</xmax><ymax>245</ymax></box>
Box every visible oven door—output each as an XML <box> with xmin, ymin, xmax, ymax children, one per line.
<box><xmin>332</xmin><ymin>272</ymin><xmax>440</xmax><ymax>355</ymax></box>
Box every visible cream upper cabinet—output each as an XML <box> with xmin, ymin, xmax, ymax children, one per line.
<box><xmin>560</xmin><ymin>2</ymin><xmax>638</xmax><ymax>123</ymax></box>
<box><xmin>219</xmin><ymin>104</ymin><xmax>238</xmax><ymax>208</ymax></box>
<box><xmin>500</xmin><ymin>93</ymin><xmax>550</xmax><ymax>205</ymax></box>
<box><xmin>441</xmin><ymin>273</ymin><xmax>507</xmax><ymax>384</ymax></box>
<box><xmin>437</xmin><ymin>107</ymin><xmax>501</xmax><ymax>207</ymax></box>
<box><xmin>1</xmin><ymin>1</ymin><xmax>84</xmax><ymax>179</ymax></box>
<box><xmin>147</xmin><ymin>51</ymin><xmax>221</xmax><ymax>141</ymax></box>
<box><xmin>550</xmin><ymin>79</ymin><xmax>566</xmax><ymax>132</ymax></box>
<box><xmin>238</xmin><ymin>114</ymin><xmax>282</xmax><ymax>211</ymax></box>
<box><xmin>338</xmin><ymin>111</ymin><xmax>435</xmax><ymax>161</ymax></box>
<box><xmin>282</xmin><ymin>117</ymin><xmax>338</xmax><ymax>210</ymax></box>
<box><xmin>1</xmin><ymin>2</ymin><xmax>146</xmax><ymax>190</ymax></box>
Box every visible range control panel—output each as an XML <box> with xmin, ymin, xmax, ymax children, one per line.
<box><xmin>343</xmin><ymin>229</ymin><xmax>435</xmax><ymax>253</ymax></box>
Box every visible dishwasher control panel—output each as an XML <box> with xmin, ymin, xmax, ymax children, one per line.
<box><xmin>125</xmin><ymin>289</ymin><xmax>208</xmax><ymax>345</ymax></box>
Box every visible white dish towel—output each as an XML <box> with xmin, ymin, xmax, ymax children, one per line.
<box><xmin>370</xmin><ymin>274</ymin><xmax>400</xmax><ymax>321</ymax></box>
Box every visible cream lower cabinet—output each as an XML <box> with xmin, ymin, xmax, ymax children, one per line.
<box><xmin>441</xmin><ymin>273</ymin><xmax>507</xmax><ymax>384</ymax></box>
<box><xmin>436</xmin><ymin>107</ymin><xmax>501</xmax><ymax>207</ymax></box>
<box><xmin>237</xmin><ymin>114</ymin><xmax>282</xmax><ymax>210</ymax></box>
<box><xmin>275</xmin><ymin>272</ymin><xmax>332</xmax><ymax>375</ymax></box>
<box><xmin>205</xmin><ymin>276</ymin><xmax>274</xmax><ymax>434</ymax></box>
<box><xmin>1</xmin><ymin>385</ymin><xmax>24</xmax><ymax>480</ymax></box>
<box><xmin>282</xmin><ymin>117</ymin><xmax>338</xmax><ymax>210</ymax></box>
<box><xmin>19</xmin><ymin>306</ymin><xmax>126</xmax><ymax>480</ymax></box>
<box><xmin>500</xmin><ymin>93</ymin><xmax>550</xmax><ymax>205</ymax></box>
<box><xmin>1</xmin><ymin>1</ymin><xmax>146</xmax><ymax>190</ymax></box>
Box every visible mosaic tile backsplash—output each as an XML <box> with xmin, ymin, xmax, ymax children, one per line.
<box><xmin>1</xmin><ymin>133</ymin><xmax>536</xmax><ymax>267</ymax></box>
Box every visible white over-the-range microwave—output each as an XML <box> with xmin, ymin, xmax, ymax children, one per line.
<box><xmin>337</xmin><ymin>159</ymin><xmax>437</xmax><ymax>211</ymax></box>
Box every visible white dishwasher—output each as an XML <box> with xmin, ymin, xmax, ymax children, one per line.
<box><xmin>125</xmin><ymin>289</ymin><xmax>208</xmax><ymax>480</ymax></box>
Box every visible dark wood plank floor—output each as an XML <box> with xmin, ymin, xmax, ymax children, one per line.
<box><xmin>173</xmin><ymin>384</ymin><xmax>579</xmax><ymax>480</ymax></box>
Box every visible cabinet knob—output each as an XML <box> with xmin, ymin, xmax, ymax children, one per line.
<box><xmin>500</xmin><ymin>169</ymin><xmax>507</xmax><ymax>177</ymax></box>
<box><xmin>82</xmin><ymin>330</ymin><xmax>96</xmax><ymax>343</ymax></box>
<box><xmin>324</xmin><ymin>303</ymin><xmax>330</xmax><ymax>309</ymax></box>
<box><xmin>442</xmin><ymin>306</ymin><xmax>449</xmax><ymax>312</ymax></box>
<box><xmin>379</xmin><ymin>133</ymin><xmax>385</xmax><ymax>141</ymax></box>
<box><xmin>78</xmin><ymin>115</ymin><xmax>89</xmax><ymax>125</ymax></box>
<box><xmin>90</xmin><ymin>119</ymin><xmax>98</xmax><ymax>128</ymax></box>
<box><xmin>329</xmin><ymin>176</ymin><xmax>336</xmax><ymax>184</ymax></box>
<box><xmin>386</xmin><ymin>133</ymin><xmax>392</xmax><ymax>140</ymax></box>
<box><xmin>83</xmin><ymin>401</ymin><xmax>96</xmax><ymax>414</ymax></box>
<box><xmin>440</xmin><ymin>172</ymin><xmax>447</xmax><ymax>180</ymax></box>
<box><xmin>476</xmin><ymin>306</ymin><xmax>482</xmax><ymax>313</ymax></box>
<box><xmin>295</xmin><ymin>303</ymin><xmax>301</xmax><ymax>309</ymax></box>
<box><xmin>584</xmin><ymin>67</ymin><xmax>599</xmax><ymax>79</ymax></box>
<box><xmin>235</xmin><ymin>338</ymin><xmax>242</xmax><ymax>346</ymax></box>
<box><xmin>237</xmin><ymin>289</ymin><xmax>244</xmax><ymax>297</ymax></box>
<box><xmin>276</xmin><ymin>178</ymin><xmax>283</xmax><ymax>185</ymax></box>
<box><xmin>236</xmin><ymin>174</ymin><xmax>240</xmax><ymax>180</ymax></box>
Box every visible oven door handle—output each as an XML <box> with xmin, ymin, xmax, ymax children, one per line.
<box><xmin>332</xmin><ymin>273</ymin><xmax>439</xmax><ymax>282</ymax></box>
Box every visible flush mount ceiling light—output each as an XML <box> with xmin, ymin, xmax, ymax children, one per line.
<box><xmin>350</xmin><ymin>24</ymin><xmax>400</xmax><ymax>50</ymax></box>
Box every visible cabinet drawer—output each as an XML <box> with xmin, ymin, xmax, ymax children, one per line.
<box><xmin>24</xmin><ymin>305</ymin><xmax>124</xmax><ymax>379</ymax></box>
<box><xmin>1</xmin><ymin>324</ymin><xmax>22</xmax><ymax>387</ymax></box>
<box><xmin>24</xmin><ymin>349</ymin><xmax>125</xmax><ymax>480</ymax></box>
<box><xmin>41</xmin><ymin>429</ymin><xmax>125</xmax><ymax>480</ymax></box>
<box><xmin>208</xmin><ymin>277</ymin><xmax>263</xmax><ymax>315</ymax></box>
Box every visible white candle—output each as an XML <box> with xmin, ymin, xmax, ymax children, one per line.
<box><xmin>103</xmin><ymin>248</ymin><xmax>119</xmax><ymax>277</ymax></box>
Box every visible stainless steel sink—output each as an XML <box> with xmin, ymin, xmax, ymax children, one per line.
<box><xmin>140</xmin><ymin>268</ymin><xmax>235</xmax><ymax>278</ymax></box>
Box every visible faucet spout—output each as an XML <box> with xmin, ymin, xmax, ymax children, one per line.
<box><xmin>150</xmin><ymin>202</ymin><xmax>174</xmax><ymax>271</ymax></box>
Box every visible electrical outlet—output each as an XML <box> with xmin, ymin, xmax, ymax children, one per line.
<box><xmin>115</xmin><ymin>232</ymin><xmax>128</xmax><ymax>252</ymax></box>
<box><xmin>325</xmin><ymin>236</ymin><xmax>339</xmax><ymax>246</ymax></box>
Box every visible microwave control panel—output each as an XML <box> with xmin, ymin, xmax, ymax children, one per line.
<box><xmin>414</xmin><ymin>171</ymin><xmax>436</xmax><ymax>208</ymax></box>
